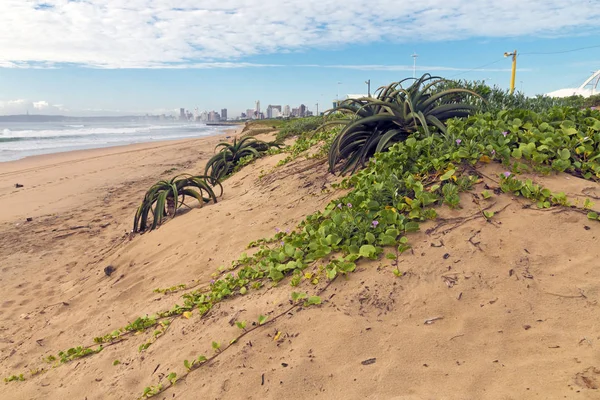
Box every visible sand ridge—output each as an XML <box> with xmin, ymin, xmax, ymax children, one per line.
<box><xmin>1</xmin><ymin>132</ymin><xmax>600</xmax><ymax>399</ymax></box>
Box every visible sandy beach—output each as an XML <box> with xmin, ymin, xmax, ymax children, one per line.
<box><xmin>1</xmin><ymin>128</ymin><xmax>600</xmax><ymax>399</ymax></box>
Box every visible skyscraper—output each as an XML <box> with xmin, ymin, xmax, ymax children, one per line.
<box><xmin>221</xmin><ymin>108</ymin><xmax>227</xmax><ymax>121</ymax></box>
<box><xmin>266</xmin><ymin>105</ymin><xmax>282</xmax><ymax>119</ymax></box>
<box><xmin>283</xmin><ymin>105</ymin><xmax>291</xmax><ymax>117</ymax></box>
<box><xmin>299</xmin><ymin>104</ymin><xmax>306</xmax><ymax>117</ymax></box>
<box><xmin>255</xmin><ymin>100</ymin><xmax>260</xmax><ymax>115</ymax></box>
<box><xmin>179</xmin><ymin>108</ymin><xmax>185</xmax><ymax>120</ymax></box>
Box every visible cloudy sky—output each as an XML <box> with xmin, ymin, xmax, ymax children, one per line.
<box><xmin>1</xmin><ymin>0</ymin><xmax>599</xmax><ymax>116</ymax></box>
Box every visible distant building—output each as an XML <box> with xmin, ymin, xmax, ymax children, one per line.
<box><xmin>200</xmin><ymin>111</ymin><xmax>208</xmax><ymax>122</ymax></box>
<box><xmin>291</xmin><ymin>107</ymin><xmax>299</xmax><ymax>117</ymax></box>
<box><xmin>299</xmin><ymin>104</ymin><xmax>306</xmax><ymax>117</ymax></box>
<box><xmin>246</xmin><ymin>108</ymin><xmax>255</xmax><ymax>119</ymax></box>
<box><xmin>221</xmin><ymin>108</ymin><xmax>228</xmax><ymax>121</ymax></box>
<box><xmin>255</xmin><ymin>100</ymin><xmax>260</xmax><ymax>115</ymax></box>
<box><xmin>266</xmin><ymin>105</ymin><xmax>282</xmax><ymax>119</ymax></box>
<box><xmin>283</xmin><ymin>105</ymin><xmax>291</xmax><ymax>117</ymax></box>
<box><xmin>333</xmin><ymin>94</ymin><xmax>368</xmax><ymax>108</ymax></box>
<box><xmin>208</xmin><ymin>111</ymin><xmax>220</xmax><ymax>122</ymax></box>
<box><xmin>193</xmin><ymin>107</ymin><xmax>199</xmax><ymax>121</ymax></box>
<box><xmin>179</xmin><ymin>108</ymin><xmax>185</xmax><ymax>120</ymax></box>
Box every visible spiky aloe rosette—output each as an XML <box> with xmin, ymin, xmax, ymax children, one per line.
<box><xmin>133</xmin><ymin>174</ymin><xmax>222</xmax><ymax>232</ymax></box>
<box><xmin>324</xmin><ymin>73</ymin><xmax>481</xmax><ymax>175</ymax></box>
<box><xmin>205</xmin><ymin>137</ymin><xmax>282</xmax><ymax>181</ymax></box>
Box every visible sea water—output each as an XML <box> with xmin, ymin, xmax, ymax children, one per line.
<box><xmin>0</xmin><ymin>120</ymin><xmax>228</xmax><ymax>162</ymax></box>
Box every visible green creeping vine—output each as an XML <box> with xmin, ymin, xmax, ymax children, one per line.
<box><xmin>139</xmin><ymin>289</ymin><xmax>327</xmax><ymax>399</ymax></box>
<box><xmin>4</xmin><ymin>374</ymin><xmax>25</xmax><ymax>383</ymax></box>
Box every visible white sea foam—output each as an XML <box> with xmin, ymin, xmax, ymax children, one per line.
<box><xmin>2</xmin><ymin>124</ymin><xmax>197</xmax><ymax>139</ymax></box>
<box><xmin>0</xmin><ymin>122</ymin><xmax>226</xmax><ymax>162</ymax></box>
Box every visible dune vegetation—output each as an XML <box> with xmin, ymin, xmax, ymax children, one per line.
<box><xmin>5</xmin><ymin>74</ymin><xmax>600</xmax><ymax>398</ymax></box>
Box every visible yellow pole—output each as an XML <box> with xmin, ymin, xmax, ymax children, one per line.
<box><xmin>509</xmin><ymin>50</ymin><xmax>517</xmax><ymax>95</ymax></box>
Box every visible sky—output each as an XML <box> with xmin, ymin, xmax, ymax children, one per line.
<box><xmin>1</xmin><ymin>0</ymin><xmax>600</xmax><ymax>117</ymax></box>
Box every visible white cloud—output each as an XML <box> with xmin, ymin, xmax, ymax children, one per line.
<box><xmin>0</xmin><ymin>99</ymin><xmax>69</xmax><ymax>115</ymax></box>
<box><xmin>0</xmin><ymin>0</ymin><xmax>599</xmax><ymax>68</ymax></box>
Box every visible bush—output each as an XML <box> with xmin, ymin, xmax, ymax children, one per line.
<box><xmin>276</xmin><ymin>116</ymin><xmax>324</xmax><ymax>141</ymax></box>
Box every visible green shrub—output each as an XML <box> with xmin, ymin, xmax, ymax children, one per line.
<box><xmin>276</xmin><ymin>116</ymin><xmax>324</xmax><ymax>141</ymax></box>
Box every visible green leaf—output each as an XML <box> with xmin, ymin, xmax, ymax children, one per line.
<box><xmin>404</xmin><ymin>222</ymin><xmax>420</xmax><ymax>232</ymax></box>
<box><xmin>359</xmin><ymin>244</ymin><xmax>377</xmax><ymax>258</ymax></box>
<box><xmin>379</xmin><ymin>235</ymin><xmax>396</xmax><ymax>246</ymax></box>
<box><xmin>365</xmin><ymin>232</ymin><xmax>376</xmax><ymax>244</ymax></box>
<box><xmin>587</xmin><ymin>212</ymin><xmax>599</xmax><ymax>220</ymax></box>
<box><xmin>211</xmin><ymin>341</ymin><xmax>221</xmax><ymax>351</ymax></box>
<box><xmin>483</xmin><ymin>210</ymin><xmax>495</xmax><ymax>219</ymax></box>
<box><xmin>235</xmin><ymin>321</ymin><xmax>247</xmax><ymax>330</ymax></box>
<box><xmin>184</xmin><ymin>360</ymin><xmax>191</xmax><ymax>370</ymax></box>
<box><xmin>440</xmin><ymin>169</ymin><xmax>456</xmax><ymax>181</ymax></box>
<box><xmin>284</xmin><ymin>243</ymin><xmax>295</xmax><ymax>257</ymax></box>
<box><xmin>305</xmin><ymin>296</ymin><xmax>322</xmax><ymax>306</ymax></box>
<box><xmin>385</xmin><ymin>252</ymin><xmax>397</xmax><ymax>260</ymax></box>
<box><xmin>558</xmin><ymin>148</ymin><xmax>571</xmax><ymax>160</ymax></box>
<box><xmin>291</xmin><ymin>292</ymin><xmax>307</xmax><ymax>302</ymax></box>
<box><xmin>258</xmin><ymin>315</ymin><xmax>268</xmax><ymax>325</ymax></box>
<box><xmin>167</xmin><ymin>372</ymin><xmax>177</xmax><ymax>385</ymax></box>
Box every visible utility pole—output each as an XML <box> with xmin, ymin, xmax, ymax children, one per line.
<box><xmin>365</xmin><ymin>79</ymin><xmax>371</xmax><ymax>97</ymax></box>
<box><xmin>504</xmin><ymin>50</ymin><xmax>517</xmax><ymax>95</ymax></box>
<box><xmin>316</xmin><ymin>102</ymin><xmax>319</xmax><ymax>116</ymax></box>
<box><xmin>412</xmin><ymin>52</ymin><xmax>418</xmax><ymax>79</ymax></box>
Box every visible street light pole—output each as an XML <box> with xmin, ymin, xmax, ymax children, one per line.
<box><xmin>504</xmin><ymin>50</ymin><xmax>518</xmax><ymax>95</ymax></box>
<box><xmin>365</xmin><ymin>79</ymin><xmax>371</xmax><ymax>97</ymax></box>
<box><xmin>412</xmin><ymin>52</ymin><xmax>418</xmax><ymax>79</ymax></box>
<box><xmin>316</xmin><ymin>102</ymin><xmax>319</xmax><ymax>116</ymax></box>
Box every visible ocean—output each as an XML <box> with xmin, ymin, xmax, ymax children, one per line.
<box><xmin>0</xmin><ymin>120</ymin><xmax>229</xmax><ymax>162</ymax></box>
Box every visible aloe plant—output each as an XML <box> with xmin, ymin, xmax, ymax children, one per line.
<box><xmin>205</xmin><ymin>137</ymin><xmax>282</xmax><ymax>180</ymax></box>
<box><xmin>325</xmin><ymin>74</ymin><xmax>481</xmax><ymax>175</ymax></box>
<box><xmin>133</xmin><ymin>174</ymin><xmax>222</xmax><ymax>232</ymax></box>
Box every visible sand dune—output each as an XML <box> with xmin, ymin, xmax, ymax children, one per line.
<box><xmin>1</xmin><ymin>131</ymin><xmax>600</xmax><ymax>399</ymax></box>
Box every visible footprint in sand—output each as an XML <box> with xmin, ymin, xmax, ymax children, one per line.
<box><xmin>2</xmin><ymin>300</ymin><xmax>15</xmax><ymax>308</ymax></box>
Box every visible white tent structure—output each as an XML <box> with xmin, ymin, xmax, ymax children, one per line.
<box><xmin>547</xmin><ymin>70</ymin><xmax>600</xmax><ymax>98</ymax></box>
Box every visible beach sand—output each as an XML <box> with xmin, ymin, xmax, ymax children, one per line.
<box><xmin>1</xmin><ymin>129</ymin><xmax>600</xmax><ymax>399</ymax></box>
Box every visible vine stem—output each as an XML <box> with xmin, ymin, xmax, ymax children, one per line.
<box><xmin>139</xmin><ymin>277</ymin><xmax>338</xmax><ymax>399</ymax></box>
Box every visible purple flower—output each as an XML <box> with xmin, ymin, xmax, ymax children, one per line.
<box><xmin>502</xmin><ymin>131</ymin><xmax>508</xmax><ymax>137</ymax></box>
<box><xmin>455</xmin><ymin>139</ymin><xmax>462</xmax><ymax>145</ymax></box>
<box><xmin>231</xmin><ymin>272</ymin><xmax>235</xmax><ymax>277</ymax></box>
<box><xmin>503</xmin><ymin>171</ymin><xmax>511</xmax><ymax>178</ymax></box>
<box><xmin>281</xmin><ymin>241</ymin><xmax>285</xmax><ymax>246</ymax></box>
<box><xmin>371</xmin><ymin>220</ymin><xmax>379</xmax><ymax>228</ymax></box>
<box><xmin>275</xmin><ymin>227</ymin><xmax>280</xmax><ymax>233</ymax></box>
<box><xmin>210</xmin><ymin>279</ymin><xmax>215</xmax><ymax>285</ymax></box>
<box><xmin>285</xmin><ymin>228</ymin><xmax>290</xmax><ymax>233</ymax></box>
<box><xmin>337</xmin><ymin>203</ymin><xmax>342</xmax><ymax>209</ymax></box>
<box><xmin>491</xmin><ymin>149</ymin><xmax>496</xmax><ymax>155</ymax></box>
<box><xmin>347</xmin><ymin>203</ymin><xmax>352</xmax><ymax>208</ymax></box>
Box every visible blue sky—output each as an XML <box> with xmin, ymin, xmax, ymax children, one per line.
<box><xmin>1</xmin><ymin>0</ymin><xmax>599</xmax><ymax>117</ymax></box>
